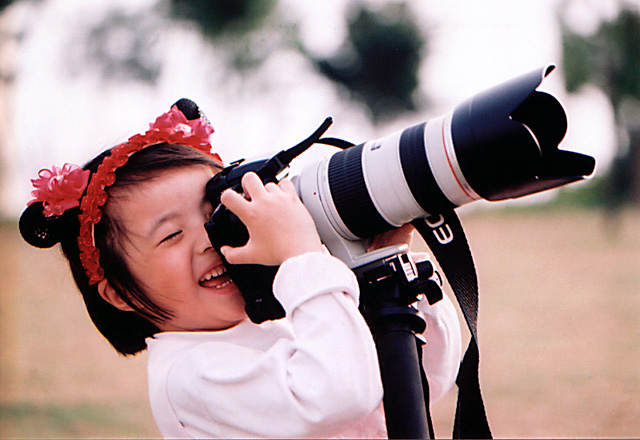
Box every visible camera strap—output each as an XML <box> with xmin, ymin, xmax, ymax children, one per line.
<box><xmin>412</xmin><ymin>210</ymin><xmax>492</xmax><ymax>439</ymax></box>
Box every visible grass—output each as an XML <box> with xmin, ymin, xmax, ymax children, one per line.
<box><xmin>0</xmin><ymin>402</ymin><xmax>154</xmax><ymax>439</ymax></box>
<box><xmin>2</xmin><ymin>206</ymin><xmax>639</xmax><ymax>438</ymax></box>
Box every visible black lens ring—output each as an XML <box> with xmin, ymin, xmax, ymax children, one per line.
<box><xmin>328</xmin><ymin>144</ymin><xmax>393</xmax><ymax>238</ymax></box>
<box><xmin>399</xmin><ymin>122</ymin><xmax>456</xmax><ymax>213</ymax></box>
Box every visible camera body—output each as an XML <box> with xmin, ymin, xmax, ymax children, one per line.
<box><xmin>204</xmin><ymin>65</ymin><xmax>595</xmax><ymax>322</ymax></box>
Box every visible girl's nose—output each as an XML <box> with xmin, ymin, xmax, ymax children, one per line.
<box><xmin>198</xmin><ymin>225</ymin><xmax>214</xmax><ymax>254</ymax></box>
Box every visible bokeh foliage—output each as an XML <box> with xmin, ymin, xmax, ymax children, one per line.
<box><xmin>168</xmin><ymin>0</ymin><xmax>426</xmax><ymax>122</ymax></box>
<box><xmin>169</xmin><ymin>0</ymin><xmax>277</xmax><ymax>37</ymax></box>
<box><xmin>561</xmin><ymin>1</ymin><xmax>640</xmax><ymax>206</ymax></box>
<box><xmin>312</xmin><ymin>3</ymin><xmax>425</xmax><ymax>121</ymax></box>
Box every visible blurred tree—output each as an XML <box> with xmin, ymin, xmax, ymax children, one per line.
<box><xmin>44</xmin><ymin>0</ymin><xmax>427</xmax><ymax>124</ymax></box>
<box><xmin>0</xmin><ymin>0</ymin><xmax>18</xmax><ymax>83</ymax></box>
<box><xmin>560</xmin><ymin>1</ymin><xmax>640</xmax><ymax>207</ymax></box>
<box><xmin>311</xmin><ymin>3</ymin><xmax>425</xmax><ymax>122</ymax></box>
<box><xmin>80</xmin><ymin>10</ymin><xmax>162</xmax><ymax>83</ymax></box>
<box><xmin>0</xmin><ymin>0</ymin><xmax>32</xmax><ymax>218</ymax></box>
<box><xmin>0</xmin><ymin>0</ymin><xmax>15</xmax><ymax>13</ymax></box>
<box><xmin>166</xmin><ymin>0</ymin><xmax>288</xmax><ymax>72</ymax></box>
<box><xmin>166</xmin><ymin>0</ymin><xmax>426</xmax><ymax>123</ymax></box>
<box><xmin>169</xmin><ymin>0</ymin><xmax>276</xmax><ymax>38</ymax></box>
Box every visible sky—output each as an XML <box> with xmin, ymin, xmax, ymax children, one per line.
<box><xmin>1</xmin><ymin>0</ymin><xmax>637</xmax><ymax>216</ymax></box>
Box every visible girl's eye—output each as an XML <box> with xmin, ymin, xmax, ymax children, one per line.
<box><xmin>160</xmin><ymin>231</ymin><xmax>182</xmax><ymax>244</ymax></box>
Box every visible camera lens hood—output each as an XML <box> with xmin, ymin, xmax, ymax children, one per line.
<box><xmin>450</xmin><ymin>65</ymin><xmax>595</xmax><ymax>200</ymax></box>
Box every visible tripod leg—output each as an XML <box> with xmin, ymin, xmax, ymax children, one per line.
<box><xmin>375</xmin><ymin>322</ymin><xmax>430</xmax><ymax>439</ymax></box>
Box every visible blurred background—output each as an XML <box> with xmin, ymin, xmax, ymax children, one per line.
<box><xmin>0</xmin><ymin>0</ymin><xmax>639</xmax><ymax>437</ymax></box>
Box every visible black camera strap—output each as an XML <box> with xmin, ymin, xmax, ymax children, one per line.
<box><xmin>412</xmin><ymin>210</ymin><xmax>492</xmax><ymax>439</ymax></box>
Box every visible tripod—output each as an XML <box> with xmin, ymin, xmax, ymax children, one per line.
<box><xmin>354</xmin><ymin>247</ymin><xmax>443</xmax><ymax>439</ymax></box>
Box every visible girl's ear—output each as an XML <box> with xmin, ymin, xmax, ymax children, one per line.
<box><xmin>97</xmin><ymin>278</ymin><xmax>135</xmax><ymax>312</ymax></box>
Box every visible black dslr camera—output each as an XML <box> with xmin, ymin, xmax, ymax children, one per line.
<box><xmin>196</xmin><ymin>65</ymin><xmax>595</xmax><ymax>324</ymax></box>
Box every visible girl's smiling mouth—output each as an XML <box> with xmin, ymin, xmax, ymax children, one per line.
<box><xmin>199</xmin><ymin>265</ymin><xmax>233</xmax><ymax>289</ymax></box>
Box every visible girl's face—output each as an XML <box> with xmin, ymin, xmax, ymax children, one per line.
<box><xmin>110</xmin><ymin>165</ymin><xmax>247</xmax><ymax>332</ymax></box>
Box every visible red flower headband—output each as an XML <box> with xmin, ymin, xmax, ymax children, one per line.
<box><xmin>28</xmin><ymin>164</ymin><xmax>90</xmax><ymax>217</ymax></box>
<box><xmin>28</xmin><ymin>105</ymin><xmax>223</xmax><ymax>285</ymax></box>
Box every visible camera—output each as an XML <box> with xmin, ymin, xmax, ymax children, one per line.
<box><xmin>201</xmin><ymin>64</ymin><xmax>595</xmax><ymax>322</ymax></box>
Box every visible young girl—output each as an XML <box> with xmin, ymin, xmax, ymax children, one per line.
<box><xmin>19</xmin><ymin>103</ymin><xmax>462</xmax><ymax>438</ymax></box>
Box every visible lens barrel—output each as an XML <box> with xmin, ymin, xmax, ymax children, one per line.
<box><xmin>327</xmin><ymin>144</ymin><xmax>393</xmax><ymax>239</ymax></box>
<box><xmin>310</xmin><ymin>65</ymin><xmax>595</xmax><ymax>241</ymax></box>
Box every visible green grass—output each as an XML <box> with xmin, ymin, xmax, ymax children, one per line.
<box><xmin>0</xmin><ymin>402</ymin><xmax>155</xmax><ymax>439</ymax></box>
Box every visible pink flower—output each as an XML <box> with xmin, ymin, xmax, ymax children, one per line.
<box><xmin>149</xmin><ymin>105</ymin><xmax>214</xmax><ymax>144</ymax></box>
<box><xmin>28</xmin><ymin>163</ymin><xmax>90</xmax><ymax>217</ymax></box>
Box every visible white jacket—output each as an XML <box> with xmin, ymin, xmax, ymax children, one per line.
<box><xmin>146</xmin><ymin>252</ymin><xmax>461</xmax><ymax>439</ymax></box>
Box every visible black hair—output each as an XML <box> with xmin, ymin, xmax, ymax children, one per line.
<box><xmin>59</xmin><ymin>143</ymin><xmax>222</xmax><ymax>355</ymax></box>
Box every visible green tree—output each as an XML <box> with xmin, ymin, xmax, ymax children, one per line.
<box><xmin>4</xmin><ymin>0</ymin><xmax>427</xmax><ymax>125</ymax></box>
<box><xmin>311</xmin><ymin>3</ymin><xmax>425</xmax><ymax>122</ymax></box>
<box><xmin>0</xmin><ymin>0</ymin><xmax>15</xmax><ymax>13</ymax></box>
<box><xmin>168</xmin><ymin>0</ymin><xmax>282</xmax><ymax>71</ymax></box>
<box><xmin>169</xmin><ymin>0</ymin><xmax>276</xmax><ymax>38</ymax></box>
<box><xmin>82</xmin><ymin>10</ymin><xmax>162</xmax><ymax>83</ymax></box>
<box><xmin>560</xmin><ymin>1</ymin><xmax>640</xmax><ymax>206</ymax></box>
<box><xmin>166</xmin><ymin>0</ymin><xmax>426</xmax><ymax>123</ymax></box>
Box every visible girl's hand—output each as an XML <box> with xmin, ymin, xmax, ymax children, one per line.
<box><xmin>219</xmin><ymin>172</ymin><xmax>324</xmax><ymax>266</ymax></box>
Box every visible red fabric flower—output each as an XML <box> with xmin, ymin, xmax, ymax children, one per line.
<box><xmin>150</xmin><ymin>105</ymin><xmax>214</xmax><ymax>146</ymax></box>
<box><xmin>146</xmin><ymin>105</ymin><xmax>222</xmax><ymax>166</ymax></box>
<box><xmin>28</xmin><ymin>164</ymin><xmax>90</xmax><ymax>217</ymax></box>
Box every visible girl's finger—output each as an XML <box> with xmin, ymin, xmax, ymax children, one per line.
<box><xmin>264</xmin><ymin>181</ymin><xmax>280</xmax><ymax>193</ymax></box>
<box><xmin>220</xmin><ymin>188</ymin><xmax>250</xmax><ymax>216</ymax></box>
<box><xmin>240</xmin><ymin>172</ymin><xmax>267</xmax><ymax>200</ymax></box>
<box><xmin>220</xmin><ymin>244</ymin><xmax>254</xmax><ymax>265</ymax></box>
<box><xmin>277</xmin><ymin>178</ymin><xmax>296</xmax><ymax>195</ymax></box>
